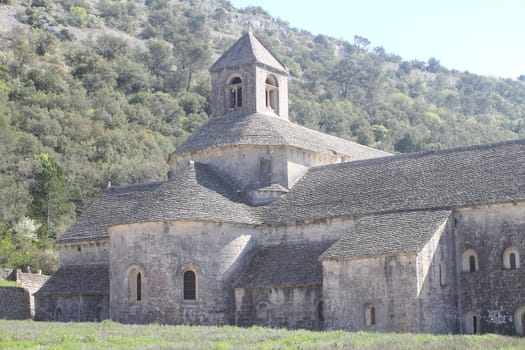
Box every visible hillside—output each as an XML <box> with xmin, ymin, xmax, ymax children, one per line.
<box><xmin>1</xmin><ymin>0</ymin><xmax>525</xmax><ymax>273</ymax></box>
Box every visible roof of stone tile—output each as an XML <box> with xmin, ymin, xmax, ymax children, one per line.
<box><xmin>210</xmin><ymin>32</ymin><xmax>288</xmax><ymax>74</ymax></box>
<box><xmin>264</xmin><ymin>138</ymin><xmax>525</xmax><ymax>222</ymax></box>
<box><xmin>174</xmin><ymin>112</ymin><xmax>390</xmax><ymax>159</ymax></box>
<box><xmin>57</xmin><ymin>162</ymin><xmax>259</xmax><ymax>244</ymax></box>
<box><xmin>321</xmin><ymin>210</ymin><xmax>451</xmax><ymax>259</ymax></box>
<box><xmin>233</xmin><ymin>241</ymin><xmax>335</xmax><ymax>288</ymax></box>
<box><xmin>35</xmin><ymin>264</ymin><xmax>108</xmax><ymax>296</ymax></box>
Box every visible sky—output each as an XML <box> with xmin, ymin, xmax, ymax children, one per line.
<box><xmin>229</xmin><ymin>0</ymin><xmax>525</xmax><ymax>79</ymax></box>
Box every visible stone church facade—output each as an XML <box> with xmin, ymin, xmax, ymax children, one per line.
<box><xmin>35</xmin><ymin>33</ymin><xmax>525</xmax><ymax>335</ymax></box>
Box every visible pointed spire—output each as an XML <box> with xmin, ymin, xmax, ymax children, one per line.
<box><xmin>210</xmin><ymin>32</ymin><xmax>288</xmax><ymax>74</ymax></box>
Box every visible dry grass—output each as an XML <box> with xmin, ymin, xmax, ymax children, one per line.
<box><xmin>0</xmin><ymin>320</ymin><xmax>524</xmax><ymax>349</ymax></box>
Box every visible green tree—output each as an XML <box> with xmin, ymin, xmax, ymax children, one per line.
<box><xmin>30</xmin><ymin>153</ymin><xmax>75</xmax><ymax>238</ymax></box>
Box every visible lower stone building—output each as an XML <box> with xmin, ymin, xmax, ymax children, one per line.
<box><xmin>35</xmin><ymin>33</ymin><xmax>525</xmax><ymax>335</ymax></box>
<box><xmin>1</xmin><ymin>268</ymin><xmax>49</xmax><ymax>319</ymax></box>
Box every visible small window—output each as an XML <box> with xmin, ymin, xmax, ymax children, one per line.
<box><xmin>465</xmin><ymin>310</ymin><xmax>480</xmax><ymax>334</ymax></box>
<box><xmin>514</xmin><ymin>305</ymin><xmax>525</xmax><ymax>336</ymax></box>
<box><xmin>462</xmin><ymin>249</ymin><xmax>478</xmax><ymax>272</ymax></box>
<box><xmin>129</xmin><ymin>268</ymin><xmax>143</xmax><ymax>302</ymax></box>
<box><xmin>260</xmin><ymin>155</ymin><xmax>272</xmax><ymax>186</ymax></box>
<box><xmin>503</xmin><ymin>246</ymin><xmax>520</xmax><ymax>270</ymax></box>
<box><xmin>96</xmin><ymin>307</ymin><xmax>103</xmax><ymax>322</ymax></box>
<box><xmin>439</xmin><ymin>259</ymin><xmax>447</xmax><ymax>286</ymax></box>
<box><xmin>469</xmin><ymin>256</ymin><xmax>476</xmax><ymax>273</ymax></box>
<box><xmin>228</xmin><ymin>76</ymin><xmax>242</xmax><ymax>109</ymax></box>
<box><xmin>55</xmin><ymin>307</ymin><xmax>62</xmax><ymax>321</ymax></box>
<box><xmin>317</xmin><ymin>301</ymin><xmax>324</xmax><ymax>324</ymax></box>
<box><xmin>183</xmin><ymin>270</ymin><xmax>196</xmax><ymax>301</ymax></box>
<box><xmin>256</xmin><ymin>302</ymin><xmax>269</xmax><ymax>325</ymax></box>
<box><xmin>265</xmin><ymin>75</ymin><xmax>278</xmax><ymax>111</ymax></box>
<box><xmin>365</xmin><ymin>303</ymin><xmax>376</xmax><ymax>326</ymax></box>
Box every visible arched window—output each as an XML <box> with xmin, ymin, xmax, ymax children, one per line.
<box><xmin>514</xmin><ymin>305</ymin><xmax>525</xmax><ymax>336</ymax></box>
<box><xmin>228</xmin><ymin>76</ymin><xmax>242</xmax><ymax>109</ymax></box>
<box><xmin>465</xmin><ymin>310</ymin><xmax>480</xmax><ymax>334</ymax></box>
<box><xmin>365</xmin><ymin>303</ymin><xmax>376</xmax><ymax>326</ymax></box>
<box><xmin>461</xmin><ymin>249</ymin><xmax>478</xmax><ymax>272</ymax></box>
<box><xmin>55</xmin><ymin>307</ymin><xmax>62</xmax><ymax>321</ymax></box>
<box><xmin>317</xmin><ymin>301</ymin><xmax>324</xmax><ymax>324</ymax></box>
<box><xmin>256</xmin><ymin>302</ymin><xmax>269</xmax><ymax>325</ymax></box>
<box><xmin>265</xmin><ymin>75</ymin><xmax>278</xmax><ymax>111</ymax></box>
<box><xmin>129</xmin><ymin>268</ymin><xmax>143</xmax><ymax>302</ymax></box>
<box><xmin>183</xmin><ymin>270</ymin><xmax>196</xmax><ymax>301</ymax></box>
<box><xmin>439</xmin><ymin>259</ymin><xmax>447</xmax><ymax>286</ymax></box>
<box><xmin>96</xmin><ymin>307</ymin><xmax>103</xmax><ymax>322</ymax></box>
<box><xmin>503</xmin><ymin>246</ymin><xmax>520</xmax><ymax>270</ymax></box>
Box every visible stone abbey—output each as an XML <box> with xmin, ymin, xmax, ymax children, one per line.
<box><xmin>34</xmin><ymin>33</ymin><xmax>525</xmax><ymax>335</ymax></box>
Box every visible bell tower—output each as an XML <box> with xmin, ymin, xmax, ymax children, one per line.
<box><xmin>209</xmin><ymin>32</ymin><xmax>289</xmax><ymax>119</ymax></box>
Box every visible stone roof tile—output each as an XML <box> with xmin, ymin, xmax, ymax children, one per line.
<box><xmin>210</xmin><ymin>32</ymin><xmax>287</xmax><ymax>74</ymax></box>
<box><xmin>265</xmin><ymin>138</ymin><xmax>525</xmax><ymax>222</ymax></box>
<box><xmin>175</xmin><ymin>113</ymin><xmax>389</xmax><ymax>159</ymax></box>
<box><xmin>321</xmin><ymin>210</ymin><xmax>451</xmax><ymax>259</ymax></box>
<box><xmin>35</xmin><ymin>264</ymin><xmax>109</xmax><ymax>296</ymax></box>
<box><xmin>57</xmin><ymin>162</ymin><xmax>259</xmax><ymax>244</ymax></box>
<box><xmin>233</xmin><ymin>241</ymin><xmax>335</xmax><ymax>288</ymax></box>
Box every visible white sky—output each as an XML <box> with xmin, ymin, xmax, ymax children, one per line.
<box><xmin>229</xmin><ymin>0</ymin><xmax>525</xmax><ymax>79</ymax></box>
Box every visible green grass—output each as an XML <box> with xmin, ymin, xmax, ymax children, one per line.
<box><xmin>0</xmin><ymin>320</ymin><xmax>524</xmax><ymax>349</ymax></box>
<box><xmin>0</xmin><ymin>280</ymin><xmax>21</xmax><ymax>288</ymax></box>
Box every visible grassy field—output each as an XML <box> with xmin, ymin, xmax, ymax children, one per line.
<box><xmin>0</xmin><ymin>280</ymin><xmax>21</xmax><ymax>287</ymax></box>
<box><xmin>1</xmin><ymin>320</ymin><xmax>525</xmax><ymax>350</ymax></box>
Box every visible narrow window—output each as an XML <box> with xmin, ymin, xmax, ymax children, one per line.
<box><xmin>469</xmin><ymin>255</ymin><xmax>476</xmax><ymax>273</ymax></box>
<box><xmin>136</xmin><ymin>272</ymin><xmax>142</xmax><ymax>301</ymax></box>
<box><xmin>504</xmin><ymin>247</ymin><xmax>520</xmax><ymax>270</ymax></box>
<box><xmin>265</xmin><ymin>76</ymin><xmax>278</xmax><ymax>111</ymax></box>
<box><xmin>510</xmin><ymin>253</ymin><xmax>517</xmax><ymax>270</ymax></box>
<box><xmin>96</xmin><ymin>307</ymin><xmax>103</xmax><ymax>322</ymax></box>
<box><xmin>183</xmin><ymin>270</ymin><xmax>196</xmax><ymax>300</ymax></box>
<box><xmin>228</xmin><ymin>77</ymin><xmax>242</xmax><ymax>109</ymax></box>
<box><xmin>365</xmin><ymin>303</ymin><xmax>376</xmax><ymax>326</ymax></box>
<box><xmin>257</xmin><ymin>303</ymin><xmax>269</xmax><ymax>325</ymax></box>
<box><xmin>128</xmin><ymin>268</ymin><xmax>143</xmax><ymax>302</ymax></box>
<box><xmin>462</xmin><ymin>249</ymin><xmax>478</xmax><ymax>272</ymax></box>
<box><xmin>439</xmin><ymin>259</ymin><xmax>447</xmax><ymax>286</ymax></box>
<box><xmin>317</xmin><ymin>301</ymin><xmax>324</xmax><ymax>324</ymax></box>
<box><xmin>260</xmin><ymin>155</ymin><xmax>272</xmax><ymax>186</ymax></box>
<box><xmin>522</xmin><ymin>313</ymin><xmax>525</xmax><ymax>336</ymax></box>
<box><xmin>55</xmin><ymin>308</ymin><xmax>62</xmax><ymax>321</ymax></box>
<box><xmin>465</xmin><ymin>310</ymin><xmax>479</xmax><ymax>334</ymax></box>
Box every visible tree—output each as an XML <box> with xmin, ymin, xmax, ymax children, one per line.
<box><xmin>170</xmin><ymin>9</ymin><xmax>211</xmax><ymax>91</ymax></box>
<box><xmin>30</xmin><ymin>153</ymin><xmax>75</xmax><ymax>238</ymax></box>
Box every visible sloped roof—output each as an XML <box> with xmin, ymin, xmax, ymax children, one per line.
<box><xmin>210</xmin><ymin>32</ymin><xmax>288</xmax><ymax>74</ymax></box>
<box><xmin>264</xmin><ymin>138</ymin><xmax>525</xmax><ymax>223</ymax></box>
<box><xmin>321</xmin><ymin>210</ymin><xmax>451</xmax><ymax>259</ymax></box>
<box><xmin>35</xmin><ymin>264</ymin><xmax>109</xmax><ymax>296</ymax></box>
<box><xmin>233</xmin><ymin>241</ymin><xmax>335</xmax><ymax>288</ymax></box>
<box><xmin>174</xmin><ymin>113</ymin><xmax>389</xmax><ymax>159</ymax></box>
<box><xmin>57</xmin><ymin>162</ymin><xmax>259</xmax><ymax>244</ymax></box>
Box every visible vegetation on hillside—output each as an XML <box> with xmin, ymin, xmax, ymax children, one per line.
<box><xmin>1</xmin><ymin>320</ymin><xmax>525</xmax><ymax>349</ymax></box>
<box><xmin>0</xmin><ymin>0</ymin><xmax>524</xmax><ymax>273</ymax></box>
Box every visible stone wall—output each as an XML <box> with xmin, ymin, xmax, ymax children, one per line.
<box><xmin>108</xmin><ymin>221</ymin><xmax>258</xmax><ymax>325</ymax></box>
<box><xmin>1</xmin><ymin>268</ymin><xmax>49</xmax><ymax>318</ymax></box>
<box><xmin>0</xmin><ymin>286</ymin><xmax>31</xmax><ymax>319</ymax></box>
<box><xmin>36</xmin><ymin>295</ymin><xmax>109</xmax><ymax>322</ymax></box>
<box><xmin>322</xmin><ymin>254</ymin><xmax>419</xmax><ymax>332</ymax></box>
<box><xmin>58</xmin><ymin>240</ymin><xmax>109</xmax><ymax>266</ymax></box>
<box><xmin>235</xmin><ymin>285</ymin><xmax>322</xmax><ymax>330</ymax></box>
<box><xmin>454</xmin><ymin>204</ymin><xmax>525</xmax><ymax>335</ymax></box>
<box><xmin>416</xmin><ymin>220</ymin><xmax>459</xmax><ymax>333</ymax></box>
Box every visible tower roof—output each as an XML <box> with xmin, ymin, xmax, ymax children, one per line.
<box><xmin>210</xmin><ymin>32</ymin><xmax>288</xmax><ymax>74</ymax></box>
